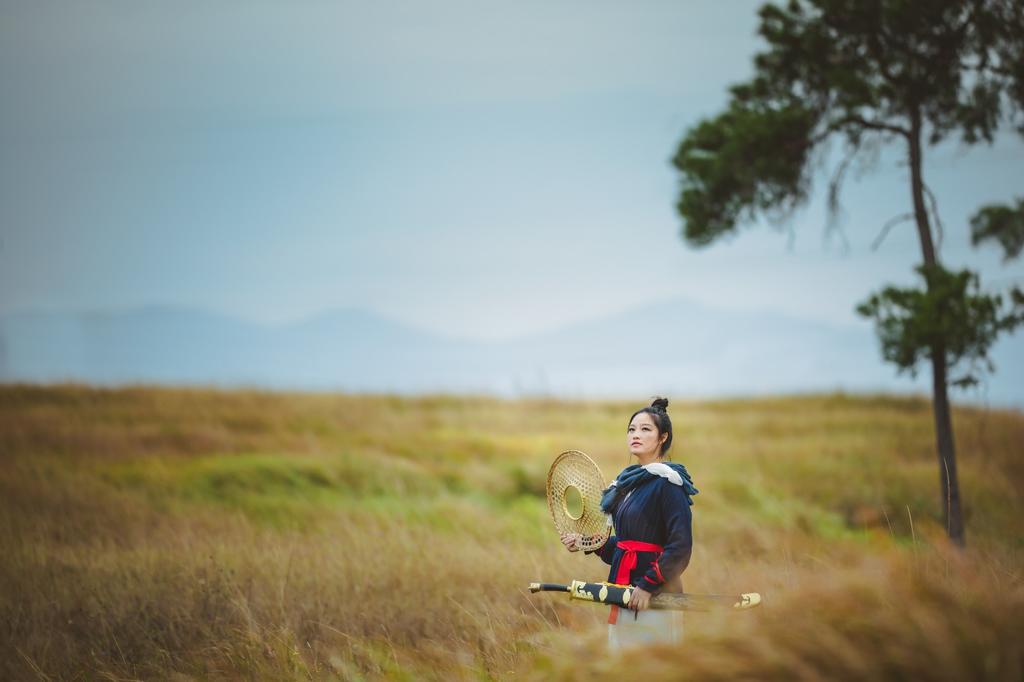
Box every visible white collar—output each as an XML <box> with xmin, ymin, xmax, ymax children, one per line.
<box><xmin>642</xmin><ymin>462</ymin><xmax>682</xmax><ymax>486</ymax></box>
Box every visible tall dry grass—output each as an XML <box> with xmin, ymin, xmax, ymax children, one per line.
<box><xmin>1</xmin><ymin>385</ymin><xmax>1022</xmax><ymax>680</ymax></box>
<box><xmin>534</xmin><ymin>546</ymin><xmax>1023</xmax><ymax>681</ymax></box>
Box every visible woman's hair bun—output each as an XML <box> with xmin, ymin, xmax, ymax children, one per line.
<box><xmin>650</xmin><ymin>397</ymin><xmax>669</xmax><ymax>412</ymax></box>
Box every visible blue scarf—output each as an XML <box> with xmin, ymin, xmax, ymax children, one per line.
<box><xmin>600</xmin><ymin>462</ymin><xmax>698</xmax><ymax>513</ymax></box>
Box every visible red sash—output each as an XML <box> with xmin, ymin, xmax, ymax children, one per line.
<box><xmin>608</xmin><ymin>540</ymin><xmax>663</xmax><ymax>624</ymax></box>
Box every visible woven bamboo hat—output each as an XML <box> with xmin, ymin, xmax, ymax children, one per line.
<box><xmin>546</xmin><ymin>450</ymin><xmax>610</xmax><ymax>551</ymax></box>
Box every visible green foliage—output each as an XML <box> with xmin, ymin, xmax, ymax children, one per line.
<box><xmin>673</xmin><ymin>102</ymin><xmax>818</xmax><ymax>246</ymax></box>
<box><xmin>856</xmin><ymin>264</ymin><xmax>1024</xmax><ymax>387</ymax></box>
<box><xmin>971</xmin><ymin>197</ymin><xmax>1024</xmax><ymax>262</ymax></box>
<box><xmin>672</xmin><ymin>0</ymin><xmax>1024</xmax><ymax>243</ymax></box>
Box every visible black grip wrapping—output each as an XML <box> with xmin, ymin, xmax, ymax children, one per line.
<box><xmin>529</xmin><ymin>583</ymin><xmax>570</xmax><ymax>593</ymax></box>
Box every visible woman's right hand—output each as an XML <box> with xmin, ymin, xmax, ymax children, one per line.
<box><xmin>560</xmin><ymin>532</ymin><xmax>582</xmax><ymax>552</ymax></box>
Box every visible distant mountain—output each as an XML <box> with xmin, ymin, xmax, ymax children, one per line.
<box><xmin>1</xmin><ymin>301</ymin><xmax>1021</xmax><ymax>407</ymax></box>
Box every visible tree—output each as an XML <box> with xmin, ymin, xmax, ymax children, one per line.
<box><xmin>671</xmin><ymin>0</ymin><xmax>1024</xmax><ymax>546</ymax></box>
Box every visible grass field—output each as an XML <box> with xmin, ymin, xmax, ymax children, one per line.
<box><xmin>1</xmin><ymin>385</ymin><xmax>1022</xmax><ymax>680</ymax></box>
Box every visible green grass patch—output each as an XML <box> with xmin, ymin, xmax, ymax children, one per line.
<box><xmin>101</xmin><ymin>451</ymin><xmax>447</xmax><ymax>527</ymax></box>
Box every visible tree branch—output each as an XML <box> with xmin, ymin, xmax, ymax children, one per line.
<box><xmin>811</xmin><ymin>114</ymin><xmax>910</xmax><ymax>147</ymax></box>
<box><xmin>872</xmin><ymin>213</ymin><xmax>915</xmax><ymax>251</ymax></box>
<box><xmin>825</xmin><ymin>144</ymin><xmax>858</xmax><ymax>254</ymax></box>
<box><xmin>844</xmin><ymin>114</ymin><xmax>911</xmax><ymax>138</ymax></box>
<box><xmin>924</xmin><ymin>183</ymin><xmax>945</xmax><ymax>254</ymax></box>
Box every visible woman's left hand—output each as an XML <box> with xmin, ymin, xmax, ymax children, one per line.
<box><xmin>628</xmin><ymin>586</ymin><xmax>652</xmax><ymax>611</ymax></box>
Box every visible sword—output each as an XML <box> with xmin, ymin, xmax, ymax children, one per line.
<box><xmin>529</xmin><ymin>580</ymin><xmax>761</xmax><ymax>611</ymax></box>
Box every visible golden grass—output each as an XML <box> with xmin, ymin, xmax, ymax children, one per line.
<box><xmin>1</xmin><ymin>385</ymin><xmax>1022</xmax><ymax>680</ymax></box>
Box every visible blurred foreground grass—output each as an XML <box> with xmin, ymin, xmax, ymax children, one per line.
<box><xmin>1</xmin><ymin>385</ymin><xmax>1022</xmax><ymax>680</ymax></box>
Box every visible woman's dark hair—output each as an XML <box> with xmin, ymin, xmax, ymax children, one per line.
<box><xmin>628</xmin><ymin>397</ymin><xmax>673</xmax><ymax>456</ymax></box>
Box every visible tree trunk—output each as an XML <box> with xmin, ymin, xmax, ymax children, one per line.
<box><xmin>908</xmin><ymin>110</ymin><xmax>966</xmax><ymax>547</ymax></box>
<box><xmin>929</xmin><ymin>342</ymin><xmax>965</xmax><ymax>545</ymax></box>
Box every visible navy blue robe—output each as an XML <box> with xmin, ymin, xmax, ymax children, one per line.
<box><xmin>590</xmin><ymin>476</ymin><xmax>693</xmax><ymax>594</ymax></box>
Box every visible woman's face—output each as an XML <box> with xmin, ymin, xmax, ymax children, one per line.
<box><xmin>627</xmin><ymin>412</ymin><xmax>664</xmax><ymax>462</ymax></box>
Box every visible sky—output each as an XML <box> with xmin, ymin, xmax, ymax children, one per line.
<box><xmin>2</xmin><ymin>0</ymin><xmax>1023</xmax><ymax>343</ymax></box>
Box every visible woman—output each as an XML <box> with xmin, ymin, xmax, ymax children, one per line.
<box><xmin>561</xmin><ymin>397</ymin><xmax>697</xmax><ymax>650</ymax></box>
